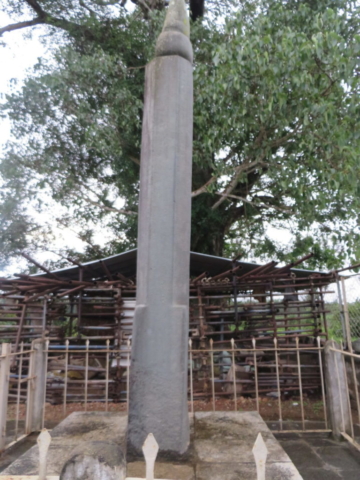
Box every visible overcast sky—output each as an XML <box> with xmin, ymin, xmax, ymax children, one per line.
<box><xmin>0</xmin><ymin>13</ymin><xmax>88</xmax><ymax>275</ymax></box>
<box><xmin>0</xmin><ymin>14</ymin><xmax>47</xmax><ymax>149</ymax></box>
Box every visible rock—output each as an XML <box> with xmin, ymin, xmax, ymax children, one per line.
<box><xmin>352</xmin><ymin>339</ymin><xmax>360</xmax><ymax>353</ymax></box>
<box><xmin>60</xmin><ymin>441</ymin><xmax>126</xmax><ymax>480</ymax></box>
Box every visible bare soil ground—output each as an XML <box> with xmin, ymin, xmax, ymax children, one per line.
<box><xmin>6</xmin><ymin>395</ymin><xmax>327</xmax><ymax>427</ymax></box>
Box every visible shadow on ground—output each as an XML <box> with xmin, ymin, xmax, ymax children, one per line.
<box><xmin>276</xmin><ymin>432</ymin><xmax>360</xmax><ymax>480</ymax></box>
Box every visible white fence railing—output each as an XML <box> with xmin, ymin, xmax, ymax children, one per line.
<box><xmin>329</xmin><ymin>344</ymin><xmax>360</xmax><ymax>450</ymax></box>
<box><xmin>1</xmin><ymin>335</ymin><xmax>330</xmax><ymax>452</ymax></box>
<box><xmin>189</xmin><ymin>337</ymin><xmax>328</xmax><ymax>433</ymax></box>
<box><xmin>0</xmin><ymin>429</ymin><xmax>269</xmax><ymax>480</ymax></box>
<box><xmin>0</xmin><ymin>340</ymin><xmax>47</xmax><ymax>452</ymax></box>
<box><xmin>47</xmin><ymin>336</ymin><xmax>329</xmax><ymax>433</ymax></box>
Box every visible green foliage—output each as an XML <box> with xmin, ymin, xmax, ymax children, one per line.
<box><xmin>327</xmin><ymin>299</ymin><xmax>360</xmax><ymax>341</ymax></box>
<box><xmin>0</xmin><ymin>0</ymin><xmax>359</xmax><ymax>269</ymax></box>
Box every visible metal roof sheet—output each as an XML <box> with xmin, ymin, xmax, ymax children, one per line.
<box><xmin>34</xmin><ymin>249</ymin><xmax>327</xmax><ymax>281</ymax></box>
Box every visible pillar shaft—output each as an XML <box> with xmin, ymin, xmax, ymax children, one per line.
<box><xmin>127</xmin><ymin>43</ymin><xmax>193</xmax><ymax>456</ymax></box>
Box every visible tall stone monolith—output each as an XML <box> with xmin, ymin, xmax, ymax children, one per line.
<box><xmin>126</xmin><ymin>0</ymin><xmax>193</xmax><ymax>458</ymax></box>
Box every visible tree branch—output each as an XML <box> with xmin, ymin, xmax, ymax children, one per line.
<box><xmin>215</xmin><ymin>192</ymin><xmax>292</xmax><ymax>213</ymax></box>
<box><xmin>211</xmin><ymin>158</ymin><xmax>267</xmax><ymax>210</ymax></box>
<box><xmin>24</xmin><ymin>0</ymin><xmax>45</xmax><ymax>17</ymax></box>
<box><xmin>191</xmin><ymin>148</ymin><xmax>237</xmax><ymax>198</ymax></box>
<box><xmin>79</xmin><ymin>0</ymin><xmax>97</xmax><ymax>17</ymax></box>
<box><xmin>0</xmin><ymin>17</ymin><xmax>44</xmax><ymax>35</ymax></box>
<box><xmin>1</xmin><ymin>0</ymin><xmax>96</xmax><ymax>39</ymax></box>
<box><xmin>81</xmin><ymin>194</ymin><xmax>137</xmax><ymax>215</ymax></box>
<box><xmin>191</xmin><ymin>175</ymin><xmax>218</xmax><ymax>197</ymax></box>
<box><xmin>129</xmin><ymin>155</ymin><xmax>140</xmax><ymax>166</ymax></box>
<box><xmin>73</xmin><ymin>177</ymin><xmax>137</xmax><ymax>215</ymax></box>
<box><xmin>69</xmin><ymin>188</ymin><xmax>137</xmax><ymax>215</ymax></box>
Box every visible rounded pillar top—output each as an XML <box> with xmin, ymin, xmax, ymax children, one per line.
<box><xmin>155</xmin><ymin>0</ymin><xmax>193</xmax><ymax>63</ymax></box>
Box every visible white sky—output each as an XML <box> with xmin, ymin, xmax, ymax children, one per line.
<box><xmin>0</xmin><ymin>13</ymin><xmax>89</xmax><ymax>274</ymax></box>
<box><xmin>0</xmin><ymin>16</ymin><xmax>46</xmax><ymax>148</ymax></box>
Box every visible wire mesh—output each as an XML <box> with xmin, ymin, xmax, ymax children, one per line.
<box><xmin>341</xmin><ymin>275</ymin><xmax>360</xmax><ymax>341</ymax></box>
<box><xmin>324</xmin><ymin>274</ymin><xmax>360</xmax><ymax>344</ymax></box>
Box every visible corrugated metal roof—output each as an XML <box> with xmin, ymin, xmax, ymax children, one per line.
<box><xmin>35</xmin><ymin>249</ymin><xmax>327</xmax><ymax>281</ymax></box>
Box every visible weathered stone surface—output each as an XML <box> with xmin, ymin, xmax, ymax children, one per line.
<box><xmin>194</xmin><ymin>412</ymin><xmax>290</xmax><ymax>463</ymax></box>
<box><xmin>60</xmin><ymin>441</ymin><xmax>126</xmax><ymax>480</ymax></box>
<box><xmin>2</xmin><ymin>412</ymin><xmax>127</xmax><ymax>476</ymax></box>
<box><xmin>193</xmin><ymin>412</ymin><xmax>303</xmax><ymax>480</ymax></box>
<box><xmin>155</xmin><ymin>0</ymin><xmax>192</xmax><ymax>62</ymax></box>
<box><xmin>127</xmin><ymin>461</ymin><xmax>194</xmax><ymax>479</ymax></box>
<box><xmin>3</xmin><ymin>412</ymin><xmax>303</xmax><ymax>480</ymax></box>
<box><xmin>50</xmin><ymin>412</ymin><xmax>127</xmax><ymax>444</ymax></box>
<box><xmin>277</xmin><ymin>431</ymin><xmax>360</xmax><ymax>480</ymax></box>
<box><xmin>127</xmin><ymin>0</ymin><xmax>193</xmax><ymax>457</ymax></box>
<box><xmin>195</xmin><ymin>411</ymin><xmax>268</xmax><ymax>426</ymax></box>
<box><xmin>196</xmin><ymin>462</ymin><xmax>302</xmax><ymax>480</ymax></box>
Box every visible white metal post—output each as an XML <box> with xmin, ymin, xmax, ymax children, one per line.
<box><xmin>210</xmin><ymin>339</ymin><xmax>215</xmax><ymax>412</ymax></box>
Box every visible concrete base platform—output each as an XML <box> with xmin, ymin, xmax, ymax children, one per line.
<box><xmin>1</xmin><ymin>412</ymin><xmax>127</xmax><ymax>476</ymax></box>
<box><xmin>192</xmin><ymin>412</ymin><xmax>302</xmax><ymax>479</ymax></box>
<box><xmin>2</xmin><ymin>411</ymin><xmax>303</xmax><ymax>479</ymax></box>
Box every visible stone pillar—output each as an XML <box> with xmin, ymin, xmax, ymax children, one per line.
<box><xmin>127</xmin><ymin>0</ymin><xmax>193</xmax><ymax>457</ymax></box>
<box><xmin>0</xmin><ymin>343</ymin><xmax>11</xmax><ymax>451</ymax></box>
<box><xmin>324</xmin><ymin>340</ymin><xmax>352</xmax><ymax>440</ymax></box>
<box><xmin>26</xmin><ymin>339</ymin><xmax>47</xmax><ymax>433</ymax></box>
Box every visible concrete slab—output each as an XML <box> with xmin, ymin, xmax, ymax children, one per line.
<box><xmin>194</xmin><ymin>412</ymin><xmax>293</xmax><ymax>465</ymax></box>
<box><xmin>313</xmin><ymin>445</ymin><xmax>360</xmax><ymax>470</ymax></box>
<box><xmin>291</xmin><ymin>468</ymin><xmax>342</xmax><ymax>480</ymax></box>
<box><xmin>2</xmin><ymin>411</ymin><xmax>302</xmax><ymax>480</ymax></box>
<box><xmin>276</xmin><ymin>432</ymin><xmax>360</xmax><ymax>480</ymax></box>
<box><xmin>1</xmin><ymin>412</ymin><xmax>127</xmax><ymax>476</ymax></box>
<box><xmin>126</xmin><ymin>461</ymin><xmax>194</xmax><ymax>479</ymax></box>
<box><xmin>281</xmin><ymin>441</ymin><xmax>324</xmax><ymax>469</ymax></box>
<box><xmin>196</xmin><ymin>462</ymin><xmax>302</xmax><ymax>480</ymax></box>
<box><xmin>195</xmin><ymin>411</ymin><xmax>266</xmax><ymax>425</ymax></box>
<box><xmin>0</xmin><ymin>434</ymin><xmax>37</xmax><ymax>473</ymax></box>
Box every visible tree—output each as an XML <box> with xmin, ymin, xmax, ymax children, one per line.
<box><xmin>0</xmin><ymin>0</ymin><xmax>359</xmax><ymax>271</ymax></box>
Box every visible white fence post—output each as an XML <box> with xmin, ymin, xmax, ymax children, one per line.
<box><xmin>0</xmin><ymin>343</ymin><xmax>11</xmax><ymax>451</ymax></box>
<box><xmin>143</xmin><ymin>433</ymin><xmax>159</xmax><ymax>480</ymax></box>
<box><xmin>38</xmin><ymin>429</ymin><xmax>52</xmax><ymax>480</ymax></box>
<box><xmin>252</xmin><ymin>433</ymin><xmax>268</xmax><ymax>480</ymax></box>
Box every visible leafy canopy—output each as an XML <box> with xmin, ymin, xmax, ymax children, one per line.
<box><xmin>1</xmin><ymin>0</ymin><xmax>359</xmax><ymax>270</ymax></box>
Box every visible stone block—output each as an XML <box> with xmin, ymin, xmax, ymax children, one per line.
<box><xmin>1</xmin><ymin>412</ymin><xmax>128</xmax><ymax>476</ymax></box>
<box><xmin>60</xmin><ymin>441</ymin><xmax>126</xmax><ymax>480</ymax></box>
<box><xmin>194</xmin><ymin>412</ymin><xmax>290</xmax><ymax>464</ymax></box>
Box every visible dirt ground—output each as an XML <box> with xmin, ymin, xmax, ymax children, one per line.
<box><xmin>7</xmin><ymin>395</ymin><xmax>327</xmax><ymax>427</ymax></box>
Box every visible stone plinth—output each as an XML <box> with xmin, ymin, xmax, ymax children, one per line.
<box><xmin>1</xmin><ymin>412</ymin><xmax>127</xmax><ymax>476</ymax></box>
<box><xmin>193</xmin><ymin>412</ymin><xmax>303</xmax><ymax>479</ymax></box>
<box><xmin>2</xmin><ymin>411</ymin><xmax>303</xmax><ymax>479</ymax></box>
